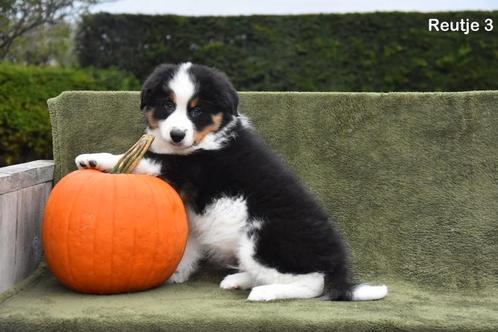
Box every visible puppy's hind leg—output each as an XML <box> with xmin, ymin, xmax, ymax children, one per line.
<box><xmin>238</xmin><ymin>229</ymin><xmax>324</xmax><ymax>301</ymax></box>
<box><xmin>247</xmin><ymin>273</ymin><xmax>324</xmax><ymax>302</ymax></box>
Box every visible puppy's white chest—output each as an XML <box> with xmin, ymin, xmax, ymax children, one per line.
<box><xmin>187</xmin><ymin>196</ymin><xmax>248</xmax><ymax>265</ymax></box>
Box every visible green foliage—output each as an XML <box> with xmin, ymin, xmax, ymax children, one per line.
<box><xmin>0</xmin><ymin>63</ymin><xmax>140</xmax><ymax>166</ymax></box>
<box><xmin>0</xmin><ymin>0</ymin><xmax>103</xmax><ymax>59</ymax></box>
<box><xmin>5</xmin><ymin>21</ymin><xmax>76</xmax><ymax>66</ymax></box>
<box><xmin>77</xmin><ymin>12</ymin><xmax>498</xmax><ymax>91</ymax></box>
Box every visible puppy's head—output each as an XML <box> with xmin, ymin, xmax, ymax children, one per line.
<box><xmin>140</xmin><ymin>63</ymin><xmax>239</xmax><ymax>154</ymax></box>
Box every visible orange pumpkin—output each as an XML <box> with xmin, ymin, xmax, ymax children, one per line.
<box><xmin>42</xmin><ymin>136</ymin><xmax>188</xmax><ymax>294</ymax></box>
<box><xmin>43</xmin><ymin>170</ymin><xmax>188</xmax><ymax>294</ymax></box>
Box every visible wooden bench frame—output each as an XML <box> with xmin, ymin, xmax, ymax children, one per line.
<box><xmin>0</xmin><ymin>160</ymin><xmax>54</xmax><ymax>293</ymax></box>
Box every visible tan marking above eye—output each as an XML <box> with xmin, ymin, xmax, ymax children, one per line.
<box><xmin>193</xmin><ymin>113</ymin><xmax>223</xmax><ymax>145</ymax></box>
<box><xmin>169</xmin><ymin>91</ymin><xmax>176</xmax><ymax>104</ymax></box>
<box><xmin>190</xmin><ymin>97</ymin><xmax>199</xmax><ymax>108</ymax></box>
<box><xmin>144</xmin><ymin>110</ymin><xmax>159</xmax><ymax>129</ymax></box>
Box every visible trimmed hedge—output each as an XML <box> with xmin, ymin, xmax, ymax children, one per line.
<box><xmin>0</xmin><ymin>64</ymin><xmax>140</xmax><ymax>166</ymax></box>
<box><xmin>76</xmin><ymin>12</ymin><xmax>498</xmax><ymax>91</ymax></box>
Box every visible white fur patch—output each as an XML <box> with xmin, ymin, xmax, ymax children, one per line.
<box><xmin>351</xmin><ymin>284</ymin><xmax>388</xmax><ymax>301</ymax></box>
<box><xmin>154</xmin><ymin>62</ymin><xmax>197</xmax><ymax>150</ymax></box>
<box><xmin>188</xmin><ymin>196</ymin><xmax>248</xmax><ymax>267</ymax></box>
<box><xmin>169</xmin><ymin>196</ymin><xmax>248</xmax><ymax>283</ymax></box>
<box><xmin>238</xmin><ymin>114</ymin><xmax>252</xmax><ymax>129</ymax></box>
<box><xmin>133</xmin><ymin>158</ymin><xmax>162</xmax><ymax>176</ymax></box>
<box><xmin>168</xmin><ymin>62</ymin><xmax>195</xmax><ymax>109</ymax></box>
<box><xmin>148</xmin><ymin>117</ymin><xmax>239</xmax><ymax>155</ymax></box>
<box><xmin>147</xmin><ymin>127</ymin><xmax>184</xmax><ymax>154</ymax></box>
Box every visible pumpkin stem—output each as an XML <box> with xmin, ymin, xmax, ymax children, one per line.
<box><xmin>110</xmin><ymin>134</ymin><xmax>155</xmax><ymax>174</ymax></box>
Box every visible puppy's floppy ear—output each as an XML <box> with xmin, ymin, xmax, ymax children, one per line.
<box><xmin>140</xmin><ymin>63</ymin><xmax>177</xmax><ymax>110</ymax></box>
<box><xmin>140</xmin><ymin>88</ymin><xmax>151</xmax><ymax>110</ymax></box>
<box><xmin>227</xmin><ymin>86</ymin><xmax>239</xmax><ymax>116</ymax></box>
<box><xmin>208</xmin><ymin>65</ymin><xmax>239</xmax><ymax>116</ymax></box>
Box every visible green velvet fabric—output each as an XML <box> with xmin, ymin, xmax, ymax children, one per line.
<box><xmin>1</xmin><ymin>91</ymin><xmax>497</xmax><ymax>330</ymax></box>
<box><xmin>1</xmin><ymin>263</ymin><xmax>497</xmax><ymax>331</ymax></box>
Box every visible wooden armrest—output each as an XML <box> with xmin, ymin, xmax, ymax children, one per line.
<box><xmin>0</xmin><ymin>160</ymin><xmax>55</xmax><ymax>294</ymax></box>
<box><xmin>0</xmin><ymin>160</ymin><xmax>54</xmax><ymax>194</ymax></box>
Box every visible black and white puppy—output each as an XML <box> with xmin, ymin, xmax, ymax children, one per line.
<box><xmin>76</xmin><ymin>63</ymin><xmax>388</xmax><ymax>302</ymax></box>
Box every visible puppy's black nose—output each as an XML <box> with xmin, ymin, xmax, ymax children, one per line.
<box><xmin>170</xmin><ymin>129</ymin><xmax>186</xmax><ymax>143</ymax></box>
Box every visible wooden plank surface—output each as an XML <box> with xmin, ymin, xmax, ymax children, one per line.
<box><xmin>0</xmin><ymin>160</ymin><xmax>54</xmax><ymax>195</ymax></box>
<box><xmin>0</xmin><ymin>191</ymin><xmax>18</xmax><ymax>294</ymax></box>
<box><xmin>14</xmin><ymin>183</ymin><xmax>51</xmax><ymax>283</ymax></box>
<box><xmin>0</xmin><ymin>160</ymin><xmax>54</xmax><ymax>294</ymax></box>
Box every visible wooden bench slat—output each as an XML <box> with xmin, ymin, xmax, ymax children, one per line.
<box><xmin>0</xmin><ymin>160</ymin><xmax>54</xmax><ymax>195</ymax></box>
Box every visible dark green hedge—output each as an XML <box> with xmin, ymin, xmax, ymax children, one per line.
<box><xmin>77</xmin><ymin>12</ymin><xmax>498</xmax><ymax>91</ymax></box>
<box><xmin>0</xmin><ymin>64</ymin><xmax>140</xmax><ymax>166</ymax></box>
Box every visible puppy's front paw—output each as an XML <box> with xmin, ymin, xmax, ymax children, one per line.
<box><xmin>167</xmin><ymin>270</ymin><xmax>191</xmax><ymax>284</ymax></box>
<box><xmin>75</xmin><ymin>153</ymin><xmax>118</xmax><ymax>172</ymax></box>
<box><xmin>75</xmin><ymin>154</ymin><xmax>97</xmax><ymax>169</ymax></box>
<box><xmin>220</xmin><ymin>275</ymin><xmax>241</xmax><ymax>290</ymax></box>
<box><xmin>220</xmin><ymin>272</ymin><xmax>253</xmax><ymax>290</ymax></box>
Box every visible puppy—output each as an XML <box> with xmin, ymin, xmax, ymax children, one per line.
<box><xmin>76</xmin><ymin>62</ymin><xmax>388</xmax><ymax>301</ymax></box>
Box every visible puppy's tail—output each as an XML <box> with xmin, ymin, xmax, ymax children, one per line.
<box><xmin>348</xmin><ymin>283</ymin><xmax>388</xmax><ymax>301</ymax></box>
<box><xmin>324</xmin><ymin>283</ymin><xmax>388</xmax><ymax>301</ymax></box>
<box><xmin>325</xmin><ymin>275</ymin><xmax>388</xmax><ymax>301</ymax></box>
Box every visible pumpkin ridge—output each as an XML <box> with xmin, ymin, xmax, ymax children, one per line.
<box><xmin>141</xmin><ymin>176</ymin><xmax>163</xmax><ymax>289</ymax></box>
<box><xmin>171</xmin><ymin>189</ymin><xmax>188</xmax><ymax>271</ymax></box>
<box><xmin>122</xmin><ymin>175</ymin><xmax>140</xmax><ymax>291</ymax></box>
<box><xmin>92</xmin><ymin>172</ymin><xmax>114</xmax><ymax>293</ymax></box>
<box><xmin>109</xmin><ymin>173</ymin><xmax>117</xmax><ymax>292</ymax></box>
<box><xmin>90</xmin><ymin>173</ymin><xmax>105</xmax><ymax>291</ymax></box>
<box><xmin>155</xmin><ymin>176</ymin><xmax>186</xmax><ymax>282</ymax></box>
<box><xmin>43</xmin><ymin>181</ymin><xmax>60</xmax><ymax>278</ymax></box>
<box><xmin>65</xmin><ymin>171</ymin><xmax>99</xmax><ymax>291</ymax></box>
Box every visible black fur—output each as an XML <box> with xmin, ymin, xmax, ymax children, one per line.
<box><xmin>141</xmin><ymin>63</ymin><xmax>355</xmax><ymax>300</ymax></box>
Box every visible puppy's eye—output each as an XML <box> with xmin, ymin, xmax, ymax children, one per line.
<box><xmin>165</xmin><ymin>101</ymin><xmax>175</xmax><ymax>110</ymax></box>
<box><xmin>189</xmin><ymin>107</ymin><xmax>201</xmax><ymax>117</ymax></box>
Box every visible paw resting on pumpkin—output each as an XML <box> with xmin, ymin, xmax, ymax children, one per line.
<box><xmin>75</xmin><ymin>153</ymin><xmax>121</xmax><ymax>172</ymax></box>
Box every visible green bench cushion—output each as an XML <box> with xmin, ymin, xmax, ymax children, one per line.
<box><xmin>1</xmin><ymin>91</ymin><xmax>497</xmax><ymax>330</ymax></box>
<box><xmin>1</xmin><ymin>264</ymin><xmax>497</xmax><ymax>331</ymax></box>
